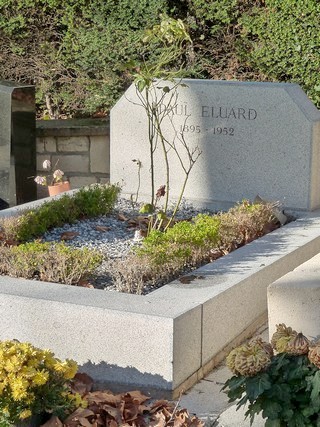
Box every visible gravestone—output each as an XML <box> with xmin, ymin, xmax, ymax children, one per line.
<box><xmin>0</xmin><ymin>81</ymin><xmax>37</xmax><ymax>209</ymax></box>
<box><xmin>110</xmin><ymin>79</ymin><xmax>320</xmax><ymax>211</ymax></box>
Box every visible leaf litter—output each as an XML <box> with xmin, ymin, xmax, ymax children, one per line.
<box><xmin>41</xmin><ymin>373</ymin><xmax>204</xmax><ymax>427</ymax></box>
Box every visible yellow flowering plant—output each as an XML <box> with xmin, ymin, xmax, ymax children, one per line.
<box><xmin>0</xmin><ymin>340</ymin><xmax>81</xmax><ymax>426</ymax></box>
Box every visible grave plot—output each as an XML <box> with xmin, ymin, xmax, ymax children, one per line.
<box><xmin>1</xmin><ymin>198</ymin><xmax>320</xmax><ymax>397</ymax></box>
<box><xmin>1</xmin><ymin>80</ymin><xmax>320</xmax><ymax>397</ymax></box>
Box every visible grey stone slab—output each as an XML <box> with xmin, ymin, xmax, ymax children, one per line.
<box><xmin>0</xmin><ymin>276</ymin><xmax>202</xmax><ymax>391</ymax></box>
<box><xmin>268</xmin><ymin>252</ymin><xmax>320</xmax><ymax>340</ymax></box>
<box><xmin>180</xmin><ymin>325</ymin><xmax>269</xmax><ymax>425</ymax></box>
<box><xmin>111</xmin><ymin>79</ymin><xmax>320</xmax><ymax>211</ymax></box>
<box><xmin>0</xmin><ymin>81</ymin><xmax>36</xmax><ymax>208</ymax></box>
<box><xmin>51</xmin><ymin>154</ymin><xmax>89</xmax><ymax>173</ymax></box>
<box><xmin>36</xmin><ymin>118</ymin><xmax>109</xmax><ymax>137</ymax></box>
<box><xmin>216</xmin><ymin>404</ymin><xmax>264</xmax><ymax>427</ymax></box>
<box><xmin>57</xmin><ymin>136</ymin><xmax>89</xmax><ymax>152</ymax></box>
<box><xmin>90</xmin><ymin>135</ymin><xmax>110</xmax><ymax>173</ymax></box>
<box><xmin>180</xmin><ymin>363</ymin><xmax>231</xmax><ymax>424</ymax></box>
<box><xmin>173</xmin><ymin>307</ymin><xmax>202</xmax><ymax>387</ymax></box>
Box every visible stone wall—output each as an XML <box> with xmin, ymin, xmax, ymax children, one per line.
<box><xmin>36</xmin><ymin>118</ymin><xmax>110</xmax><ymax>198</ymax></box>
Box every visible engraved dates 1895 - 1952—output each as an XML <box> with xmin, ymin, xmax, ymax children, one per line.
<box><xmin>180</xmin><ymin>124</ymin><xmax>234</xmax><ymax>136</ymax></box>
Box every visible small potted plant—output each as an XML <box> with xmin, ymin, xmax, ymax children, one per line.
<box><xmin>222</xmin><ymin>324</ymin><xmax>320</xmax><ymax>426</ymax></box>
<box><xmin>34</xmin><ymin>160</ymin><xmax>70</xmax><ymax>196</ymax></box>
<box><xmin>0</xmin><ymin>339</ymin><xmax>81</xmax><ymax>427</ymax></box>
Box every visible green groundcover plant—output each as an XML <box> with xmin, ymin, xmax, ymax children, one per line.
<box><xmin>0</xmin><ymin>183</ymin><xmax>120</xmax><ymax>243</ymax></box>
<box><xmin>0</xmin><ymin>241</ymin><xmax>103</xmax><ymax>285</ymax></box>
<box><xmin>109</xmin><ymin>200</ymin><xmax>279</xmax><ymax>294</ymax></box>
<box><xmin>0</xmin><ymin>184</ymin><xmax>119</xmax><ymax>286</ymax></box>
<box><xmin>223</xmin><ymin>324</ymin><xmax>320</xmax><ymax>426</ymax></box>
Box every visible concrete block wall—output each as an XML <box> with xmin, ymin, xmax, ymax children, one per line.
<box><xmin>36</xmin><ymin>118</ymin><xmax>110</xmax><ymax>198</ymax></box>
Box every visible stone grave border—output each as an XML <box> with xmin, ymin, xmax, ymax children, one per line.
<box><xmin>0</xmin><ymin>195</ymin><xmax>320</xmax><ymax>397</ymax></box>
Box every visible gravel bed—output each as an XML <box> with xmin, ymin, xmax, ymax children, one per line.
<box><xmin>42</xmin><ymin>198</ymin><xmax>214</xmax><ymax>292</ymax></box>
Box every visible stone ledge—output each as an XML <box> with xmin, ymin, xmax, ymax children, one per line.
<box><xmin>36</xmin><ymin>118</ymin><xmax>109</xmax><ymax>137</ymax></box>
<box><xmin>1</xmin><ymin>199</ymin><xmax>320</xmax><ymax>396</ymax></box>
<box><xmin>268</xmin><ymin>252</ymin><xmax>320</xmax><ymax>340</ymax></box>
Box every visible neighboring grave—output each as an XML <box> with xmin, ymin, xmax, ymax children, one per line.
<box><xmin>110</xmin><ymin>80</ymin><xmax>320</xmax><ymax>211</ymax></box>
<box><xmin>0</xmin><ymin>82</ymin><xmax>37</xmax><ymax>209</ymax></box>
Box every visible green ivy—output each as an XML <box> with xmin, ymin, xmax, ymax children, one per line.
<box><xmin>188</xmin><ymin>0</ymin><xmax>238</xmax><ymax>33</ymax></box>
<box><xmin>0</xmin><ymin>0</ymin><xmax>169</xmax><ymax>116</ymax></box>
<box><xmin>2</xmin><ymin>0</ymin><xmax>320</xmax><ymax>115</ymax></box>
<box><xmin>239</xmin><ymin>0</ymin><xmax>320</xmax><ymax>107</ymax></box>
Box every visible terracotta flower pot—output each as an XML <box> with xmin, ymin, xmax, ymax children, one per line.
<box><xmin>48</xmin><ymin>181</ymin><xmax>71</xmax><ymax>197</ymax></box>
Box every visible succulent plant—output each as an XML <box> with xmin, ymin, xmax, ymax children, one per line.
<box><xmin>287</xmin><ymin>332</ymin><xmax>310</xmax><ymax>355</ymax></box>
<box><xmin>271</xmin><ymin>323</ymin><xmax>297</xmax><ymax>353</ymax></box>
<box><xmin>226</xmin><ymin>347</ymin><xmax>239</xmax><ymax>375</ymax></box>
<box><xmin>226</xmin><ymin>341</ymin><xmax>271</xmax><ymax>377</ymax></box>
<box><xmin>223</xmin><ymin>325</ymin><xmax>320</xmax><ymax>426</ymax></box>
<box><xmin>308</xmin><ymin>339</ymin><xmax>320</xmax><ymax>369</ymax></box>
<box><xmin>250</xmin><ymin>337</ymin><xmax>274</xmax><ymax>358</ymax></box>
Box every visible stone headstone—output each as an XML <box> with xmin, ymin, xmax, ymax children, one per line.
<box><xmin>111</xmin><ymin>79</ymin><xmax>320</xmax><ymax>211</ymax></box>
<box><xmin>0</xmin><ymin>81</ymin><xmax>37</xmax><ymax>208</ymax></box>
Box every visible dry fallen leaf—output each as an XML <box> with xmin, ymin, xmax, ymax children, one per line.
<box><xmin>3</xmin><ymin>239</ymin><xmax>19</xmax><ymax>246</ymax></box>
<box><xmin>47</xmin><ymin>374</ymin><xmax>204</xmax><ymax>427</ymax></box>
<box><xmin>70</xmin><ymin>373</ymin><xmax>94</xmax><ymax>396</ymax></box>
<box><xmin>60</xmin><ymin>231</ymin><xmax>79</xmax><ymax>241</ymax></box>
<box><xmin>178</xmin><ymin>275</ymin><xmax>204</xmax><ymax>284</ymax></box>
<box><xmin>64</xmin><ymin>408</ymin><xmax>95</xmax><ymax>424</ymax></box>
<box><xmin>78</xmin><ymin>418</ymin><xmax>92</xmax><ymax>427</ymax></box>
<box><xmin>149</xmin><ymin>412</ymin><xmax>167</xmax><ymax>427</ymax></box>
<box><xmin>150</xmin><ymin>400</ymin><xmax>172</xmax><ymax>414</ymax></box>
<box><xmin>86</xmin><ymin>390</ymin><xmax>122</xmax><ymax>405</ymax></box>
<box><xmin>77</xmin><ymin>278</ymin><xmax>94</xmax><ymax>288</ymax></box>
<box><xmin>123</xmin><ymin>390</ymin><xmax>150</xmax><ymax>407</ymax></box>
<box><xmin>117</xmin><ymin>213</ymin><xmax>129</xmax><ymax>221</ymax></box>
<box><xmin>94</xmin><ymin>225</ymin><xmax>110</xmax><ymax>232</ymax></box>
<box><xmin>173</xmin><ymin>410</ymin><xmax>187</xmax><ymax>426</ymax></box>
<box><xmin>101</xmin><ymin>404</ymin><xmax>122</xmax><ymax>422</ymax></box>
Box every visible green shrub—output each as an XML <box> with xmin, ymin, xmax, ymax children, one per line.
<box><xmin>138</xmin><ymin>215</ymin><xmax>220</xmax><ymax>265</ymax></box>
<box><xmin>188</xmin><ymin>0</ymin><xmax>238</xmax><ymax>33</ymax></box>
<box><xmin>0</xmin><ymin>241</ymin><xmax>102</xmax><ymax>285</ymax></box>
<box><xmin>239</xmin><ymin>0</ymin><xmax>320</xmax><ymax>107</ymax></box>
<box><xmin>109</xmin><ymin>200</ymin><xmax>278</xmax><ymax>293</ymax></box>
<box><xmin>3</xmin><ymin>0</ymin><xmax>318</xmax><ymax>116</ymax></box>
<box><xmin>138</xmin><ymin>201</ymin><xmax>275</xmax><ymax>267</ymax></box>
<box><xmin>72</xmin><ymin>184</ymin><xmax>120</xmax><ymax>218</ymax></box>
<box><xmin>0</xmin><ymin>0</ymin><xmax>170</xmax><ymax>117</ymax></box>
<box><xmin>0</xmin><ymin>184</ymin><xmax>120</xmax><ymax>242</ymax></box>
<box><xmin>218</xmin><ymin>200</ymin><xmax>279</xmax><ymax>251</ymax></box>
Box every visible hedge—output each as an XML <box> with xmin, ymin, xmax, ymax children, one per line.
<box><xmin>1</xmin><ymin>0</ymin><xmax>319</xmax><ymax>117</ymax></box>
